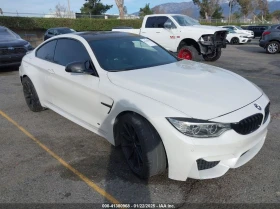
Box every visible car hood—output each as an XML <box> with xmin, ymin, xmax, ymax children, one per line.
<box><xmin>107</xmin><ymin>60</ymin><xmax>262</xmax><ymax>120</ymax></box>
<box><xmin>182</xmin><ymin>25</ymin><xmax>227</xmax><ymax>33</ymax></box>
<box><xmin>0</xmin><ymin>38</ymin><xmax>28</xmax><ymax>48</ymax></box>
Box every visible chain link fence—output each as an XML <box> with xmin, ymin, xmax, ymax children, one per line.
<box><xmin>199</xmin><ymin>18</ymin><xmax>280</xmax><ymax>25</ymax></box>
<box><xmin>0</xmin><ymin>12</ymin><xmax>139</xmax><ymax>19</ymax></box>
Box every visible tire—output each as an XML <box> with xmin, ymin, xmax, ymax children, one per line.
<box><xmin>202</xmin><ymin>48</ymin><xmax>222</xmax><ymax>62</ymax></box>
<box><xmin>177</xmin><ymin>45</ymin><xmax>200</xmax><ymax>61</ymax></box>
<box><xmin>266</xmin><ymin>41</ymin><xmax>280</xmax><ymax>54</ymax></box>
<box><xmin>117</xmin><ymin>113</ymin><xmax>167</xmax><ymax>179</ymax></box>
<box><xmin>230</xmin><ymin>37</ymin><xmax>240</xmax><ymax>45</ymax></box>
<box><xmin>22</xmin><ymin>77</ymin><xmax>45</xmax><ymax>112</ymax></box>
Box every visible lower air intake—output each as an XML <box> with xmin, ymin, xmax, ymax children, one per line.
<box><xmin>197</xmin><ymin>159</ymin><xmax>220</xmax><ymax>170</ymax></box>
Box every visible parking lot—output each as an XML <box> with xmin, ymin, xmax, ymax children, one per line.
<box><xmin>0</xmin><ymin>39</ymin><xmax>280</xmax><ymax>207</ymax></box>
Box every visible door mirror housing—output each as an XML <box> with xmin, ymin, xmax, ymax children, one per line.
<box><xmin>164</xmin><ymin>21</ymin><xmax>172</xmax><ymax>29</ymax></box>
<box><xmin>65</xmin><ymin>61</ymin><xmax>95</xmax><ymax>75</ymax></box>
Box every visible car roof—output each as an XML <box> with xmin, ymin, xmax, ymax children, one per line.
<box><xmin>48</xmin><ymin>27</ymin><xmax>71</xmax><ymax>30</ymax></box>
<box><xmin>74</xmin><ymin>31</ymin><xmax>141</xmax><ymax>42</ymax></box>
<box><xmin>0</xmin><ymin>26</ymin><xmax>8</xmax><ymax>31</ymax></box>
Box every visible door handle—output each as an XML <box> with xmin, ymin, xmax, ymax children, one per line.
<box><xmin>47</xmin><ymin>69</ymin><xmax>54</xmax><ymax>74</ymax></box>
<box><xmin>156</xmin><ymin>32</ymin><xmax>160</xmax><ymax>33</ymax></box>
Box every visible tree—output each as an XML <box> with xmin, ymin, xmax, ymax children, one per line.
<box><xmin>237</xmin><ymin>0</ymin><xmax>254</xmax><ymax>18</ymax></box>
<box><xmin>80</xmin><ymin>0</ymin><xmax>113</xmax><ymax>15</ymax></box>
<box><xmin>256</xmin><ymin>0</ymin><xmax>269</xmax><ymax>20</ymax></box>
<box><xmin>193</xmin><ymin>0</ymin><xmax>220</xmax><ymax>20</ymax></box>
<box><xmin>212</xmin><ymin>6</ymin><xmax>224</xmax><ymax>19</ymax></box>
<box><xmin>115</xmin><ymin>0</ymin><xmax>124</xmax><ymax>19</ymax></box>
<box><xmin>271</xmin><ymin>10</ymin><xmax>280</xmax><ymax>20</ymax></box>
<box><xmin>139</xmin><ymin>3</ymin><xmax>153</xmax><ymax>17</ymax></box>
<box><xmin>54</xmin><ymin>3</ymin><xmax>67</xmax><ymax>18</ymax></box>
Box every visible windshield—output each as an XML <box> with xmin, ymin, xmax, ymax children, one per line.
<box><xmin>58</xmin><ymin>28</ymin><xmax>75</xmax><ymax>34</ymax></box>
<box><xmin>172</xmin><ymin>15</ymin><xmax>200</xmax><ymax>26</ymax></box>
<box><xmin>0</xmin><ymin>28</ymin><xmax>18</xmax><ymax>40</ymax></box>
<box><xmin>227</xmin><ymin>29</ymin><xmax>236</xmax><ymax>33</ymax></box>
<box><xmin>89</xmin><ymin>37</ymin><xmax>178</xmax><ymax>72</ymax></box>
<box><xmin>236</xmin><ymin>26</ymin><xmax>243</xmax><ymax>30</ymax></box>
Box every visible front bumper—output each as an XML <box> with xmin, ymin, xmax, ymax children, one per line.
<box><xmin>0</xmin><ymin>54</ymin><xmax>25</xmax><ymax>68</ymax></box>
<box><xmin>152</xmin><ymin>94</ymin><xmax>270</xmax><ymax>181</ymax></box>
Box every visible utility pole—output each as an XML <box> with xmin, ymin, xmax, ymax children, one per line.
<box><xmin>67</xmin><ymin>0</ymin><xmax>71</xmax><ymax>18</ymax></box>
<box><xmin>228</xmin><ymin>0</ymin><xmax>232</xmax><ymax>23</ymax></box>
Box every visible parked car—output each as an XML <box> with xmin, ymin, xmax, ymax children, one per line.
<box><xmin>19</xmin><ymin>31</ymin><xmax>270</xmax><ymax>181</ymax></box>
<box><xmin>219</xmin><ymin>25</ymin><xmax>254</xmax><ymax>38</ymax></box>
<box><xmin>247</xmin><ymin>25</ymin><xmax>271</xmax><ymax>38</ymax></box>
<box><xmin>226</xmin><ymin>28</ymin><xmax>251</xmax><ymax>44</ymax></box>
<box><xmin>113</xmin><ymin>14</ymin><xmax>228</xmax><ymax>62</ymax></box>
<box><xmin>0</xmin><ymin>26</ymin><xmax>33</xmax><ymax>68</ymax></box>
<box><xmin>259</xmin><ymin>24</ymin><xmax>280</xmax><ymax>54</ymax></box>
<box><xmin>44</xmin><ymin>27</ymin><xmax>76</xmax><ymax>41</ymax></box>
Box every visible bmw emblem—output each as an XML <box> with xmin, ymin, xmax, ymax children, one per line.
<box><xmin>254</xmin><ymin>104</ymin><xmax>262</xmax><ymax>111</ymax></box>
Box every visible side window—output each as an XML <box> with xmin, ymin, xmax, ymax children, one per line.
<box><xmin>54</xmin><ymin>39</ymin><xmax>90</xmax><ymax>66</ymax></box>
<box><xmin>36</xmin><ymin>40</ymin><xmax>57</xmax><ymax>61</ymax></box>
<box><xmin>145</xmin><ymin>17</ymin><xmax>157</xmax><ymax>28</ymax></box>
<box><xmin>48</xmin><ymin>29</ymin><xmax>54</xmax><ymax>35</ymax></box>
<box><xmin>155</xmin><ymin>16</ymin><xmax>169</xmax><ymax>28</ymax></box>
<box><xmin>277</xmin><ymin>26</ymin><xmax>280</xmax><ymax>30</ymax></box>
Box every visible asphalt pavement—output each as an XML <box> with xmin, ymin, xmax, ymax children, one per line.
<box><xmin>0</xmin><ymin>39</ymin><xmax>280</xmax><ymax>208</ymax></box>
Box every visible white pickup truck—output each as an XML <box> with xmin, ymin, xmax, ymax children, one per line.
<box><xmin>113</xmin><ymin>14</ymin><xmax>228</xmax><ymax>61</ymax></box>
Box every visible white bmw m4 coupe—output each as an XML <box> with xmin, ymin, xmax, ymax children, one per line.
<box><xmin>19</xmin><ymin>32</ymin><xmax>270</xmax><ymax>181</ymax></box>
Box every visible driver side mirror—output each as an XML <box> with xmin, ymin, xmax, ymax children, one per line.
<box><xmin>65</xmin><ymin>61</ymin><xmax>96</xmax><ymax>75</ymax></box>
<box><xmin>164</xmin><ymin>22</ymin><xmax>172</xmax><ymax>29</ymax></box>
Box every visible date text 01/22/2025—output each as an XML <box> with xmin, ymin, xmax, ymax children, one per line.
<box><xmin>102</xmin><ymin>203</ymin><xmax>176</xmax><ymax>208</ymax></box>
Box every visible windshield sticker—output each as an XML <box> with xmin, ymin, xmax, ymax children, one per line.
<box><xmin>140</xmin><ymin>38</ymin><xmax>157</xmax><ymax>47</ymax></box>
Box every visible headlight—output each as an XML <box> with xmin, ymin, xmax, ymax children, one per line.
<box><xmin>24</xmin><ymin>43</ymin><xmax>33</xmax><ymax>50</ymax></box>
<box><xmin>167</xmin><ymin>118</ymin><xmax>231</xmax><ymax>138</ymax></box>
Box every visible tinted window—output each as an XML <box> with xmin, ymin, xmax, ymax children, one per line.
<box><xmin>145</xmin><ymin>17</ymin><xmax>157</xmax><ymax>28</ymax></box>
<box><xmin>48</xmin><ymin>29</ymin><xmax>54</xmax><ymax>35</ymax></box>
<box><xmin>36</xmin><ymin>40</ymin><xmax>57</xmax><ymax>61</ymax></box>
<box><xmin>57</xmin><ymin>28</ymin><xmax>74</xmax><ymax>34</ymax></box>
<box><xmin>89</xmin><ymin>36</ymin><xmax>177</xmax><ymax>72</ymax></box>
<box><xmin>277</xmin><ymin>26</ymin><xmax>280</xmax><ymax>30</ymax></box>
<box><xmin>54</xmin><ymin>39</ymin><xmax>90</xmax><ymax>66</ymax></box>
<box><xmin>145</xmin><ymin>16</ymin><xmax>171</xmax><ymax>28</ymax></box>
<box><xmin>0</xmin><ymin>28</ymin><xmax>18</xmax><ymax>40</ymax></box>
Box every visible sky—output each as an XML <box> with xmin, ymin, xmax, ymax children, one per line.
<box><xmin>0</xmin><ymin>0</ymin><xmax>185</xmax><ymax>15</ymax></box>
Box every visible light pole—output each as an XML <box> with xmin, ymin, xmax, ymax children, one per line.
<box><xmin>228</xmin><ymin>0</ymin><xmax>232</xmax><ymax>23</ymax></box>
<box><xmin>67</xmin><ymin>0</ymin><xmax>71</xmax><ymax>18</ymax></box>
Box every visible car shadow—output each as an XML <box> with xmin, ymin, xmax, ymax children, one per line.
<box><xmin>0</xmin><ymin>66</ymin><xmax>19</xmax><ymax>74</ymax></box>
<box><xmin>235</xmin><ymin>45</ymin><xmax>266</xmax><ymax>53</ymax></box>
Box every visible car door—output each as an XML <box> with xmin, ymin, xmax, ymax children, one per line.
<box><xmin>32</xmin><ymin>39</ymin><xmax>58</xmax><ymax>104</ymax></box>
<box><xmin>141</xmin><ymin>16</ymin><xmax>177</xmax><ymax>51</ymax></box>
<box><xmin>48</xmin><ymin>38</ymin><xmax>101</xmax><ymax>129</ymax></box>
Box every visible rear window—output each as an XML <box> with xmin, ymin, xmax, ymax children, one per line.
<box><xmin>0</xmin><ymin>28</ymin><xmax>18</xmax><ymax>40</ymax></box>
<box><xmin>57</xmin><ymin>28</ymin><xmax>75</xmax><ymax>34</ymax></box>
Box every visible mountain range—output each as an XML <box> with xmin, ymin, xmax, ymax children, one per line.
<box><xmin>133</xmin><ymin>1</ymin><xmax>280</xmax><ymax>19</ymax></box>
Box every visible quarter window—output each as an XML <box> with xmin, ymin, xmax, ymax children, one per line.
<box><xmin>36</xmin><ymin>40</ymin><xmax>57</xmax><ymax>61</ymax></box>
<box><xmin>54</xmin><ymin>39</ymin><xmax>90</xmax><ymax>66</ymax></box>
